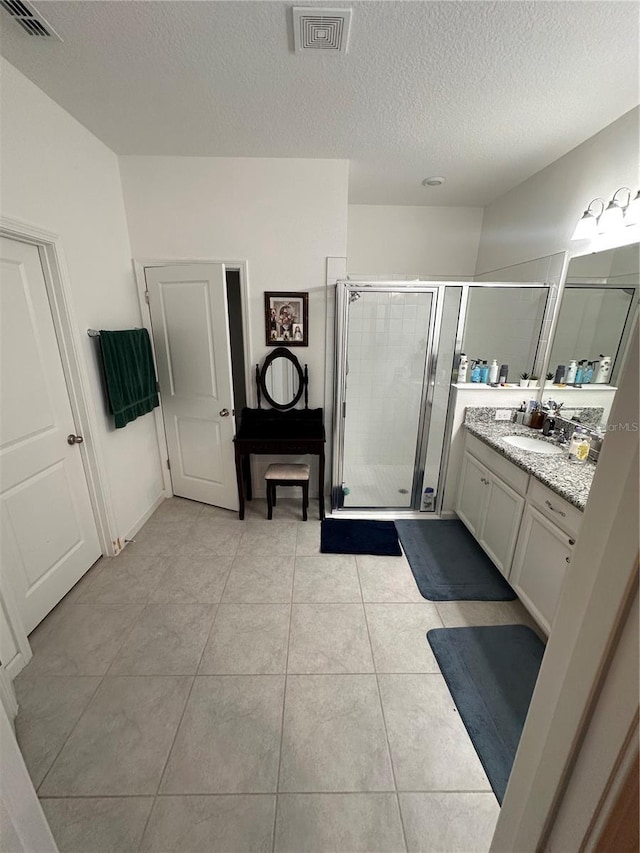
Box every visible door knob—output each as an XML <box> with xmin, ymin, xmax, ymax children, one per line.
<box><xmin>219</xmin><ymin>408</ymin><xmax>230</xmax><ymax>417</ymax></box>
<box><xmin>67</xmin><ymin>434</ymin><xmax>84</xmax><ymax>445</ymax></box>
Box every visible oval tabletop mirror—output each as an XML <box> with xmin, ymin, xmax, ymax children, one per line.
<box><xmin>258</xmin><ymin>347</ymin><xmax>306</xmax><ymax>409</ymax></box>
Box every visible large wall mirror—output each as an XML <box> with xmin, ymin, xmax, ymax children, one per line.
<box><xmin>462</xmin><ymin>286</ymin><xmax>549</xmax><ymax>380</ymax></box>
<box><xmin>549</xmin><ymin>244</ymin><xmax>639</xmax><ymax>386</ymax></box>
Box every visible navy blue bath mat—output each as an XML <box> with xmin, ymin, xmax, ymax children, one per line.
<box><xmin>320</xmin><ymin>520</ymin><xmax>402</xmax><ymax>556</ymax></box>
<box><xmin>427</xmin><ymin>625</ymin><xmax>545</xmax><ymax>804</ymax></box>
<box><xmin>394</xmin><ymin>519</ymin><xmax>516</xmax><ymax>601</ymax></box>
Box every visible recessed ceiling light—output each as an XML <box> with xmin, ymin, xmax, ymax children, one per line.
<box><xmin>422</xmin><ymin>176</ymin><xmax>446</xmax><ymax>187</ymax></box>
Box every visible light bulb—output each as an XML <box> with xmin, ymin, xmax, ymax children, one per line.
<box><xmin>571</xmin><ymin>210</ymin><xmax>598</xmax><ymax>240</ymax></box>
<box><xmin>625</xmin><ymin>191</ymin><xmax>640</xmax><ymax>227</ymax></box>
<box><xmin>597</xmin><ymin>200</ymin><xmax>624</xmax><ymax>234</ymax></box>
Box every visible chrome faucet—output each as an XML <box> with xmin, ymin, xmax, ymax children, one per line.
<box><xmin>552</xmin><ymin>427</ymin><xmax>569</xmax><ymax>445</ymax></box>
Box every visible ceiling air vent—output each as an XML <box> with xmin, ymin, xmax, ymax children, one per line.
<box><xmin>0</xmin><ymin>0</ymin><xmax>61</xmax><ymax>39</ymax></box>
<box><xmin>292</xmin><ymin>7</ymin><xmax>352</xmax><ymax>54</ymax></box>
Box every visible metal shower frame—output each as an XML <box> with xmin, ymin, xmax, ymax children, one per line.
<box><xmin>332</xmin><ymin>278</ymin><xmax>555</xmax><ymax>516</ymax></box>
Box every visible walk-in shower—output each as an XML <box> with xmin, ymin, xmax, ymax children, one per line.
<box><xmin>331</xmin><ymin>279</ymin><xmax>550</xmax><ymax>516</ymax></box>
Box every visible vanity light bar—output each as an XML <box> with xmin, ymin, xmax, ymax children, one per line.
<box><xmin>571</xmin><ymin>188</ymin><xmax>640</xmax><ymax>240</ymax></box>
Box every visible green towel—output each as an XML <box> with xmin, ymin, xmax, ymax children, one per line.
<box><xmin>99</xmin><ymin>329</ymin><xmax>159</xmax><ymax>429</ymax></box>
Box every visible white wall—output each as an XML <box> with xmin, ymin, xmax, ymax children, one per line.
<box><xmin>348</xmin><ymin>204</ymin><xmax>483</xmax><ymax>277</ymax></box>
<box><xmin>476</xmin><ymin>107</ymin><xmax>640</xmax><ymax>274</ymax></box>
<box><xmin>0</xmin><ymin>59</ymin><xmax>164</xmax><ymax>542</ymax></box>
<box><xmin>119</xmin><ymin>155</ymin><xmax>349</xmax><ymax>495</ymax></box>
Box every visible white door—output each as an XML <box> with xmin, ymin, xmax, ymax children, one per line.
<box><xmin>145</xmin><ymin>264</ymin><xmax>239</xmax><ymax>509</ymax></box>
<box><xmin>0</xmin><ymin>237</ymin><xmax>101</xmax><ymax>634</ymax></box>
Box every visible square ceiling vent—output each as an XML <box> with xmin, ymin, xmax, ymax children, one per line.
<box><xmin>292</xmin><ymin>7</ymin><xmax>352</xmax><ymax>54</ymax></box>
<box><xmin>0</xmin><ymin>0</ymin><xmax>61</xmax><ymax>38</ymax></box>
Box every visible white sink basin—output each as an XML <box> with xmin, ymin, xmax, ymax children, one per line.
<box><xmin>502</xmin><ymin>435</ymin><xmax>563</xmax><ymax>455</ymax></box>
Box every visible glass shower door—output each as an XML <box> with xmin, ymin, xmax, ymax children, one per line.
<box><xmin>340</xmin><ymin>288</ymin><xmax>436</xmax><ymax>508</ymax></box>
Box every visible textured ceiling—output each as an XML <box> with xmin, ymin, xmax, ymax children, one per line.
<box><xmin>1</xmin><ymin>1</ymin><xmax>638</xmax><ymax>205</ymax></box>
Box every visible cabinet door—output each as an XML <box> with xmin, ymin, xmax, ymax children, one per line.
<box><xmin>480</xmin><ymin>475</ymin><xmax>525</xmax><ymax>578</ymax></box>
<box><xmin>510</xmin><ymin>505</ymin><xmax>573</xmax><ymax>633</ymax></box>
<box><xmin>456</xmin><ymin>452</ymin><xmax>489</xmax><ymax>537</ymax></box>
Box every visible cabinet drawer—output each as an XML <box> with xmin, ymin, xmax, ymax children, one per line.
<box><xmin>465</xmin><ymin>433</ymin><xmax>529</xmax><ymax>496</ymax></box>
<box><xmin>527</xmin><ymin>479</ymin><xmax>583</xmax><ymax>539</ymax></box>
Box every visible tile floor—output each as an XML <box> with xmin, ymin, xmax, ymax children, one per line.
<box><xmin>15</xmin><ymin>497</ymin><xmax>539</xmax><ymax>853</ymax></box>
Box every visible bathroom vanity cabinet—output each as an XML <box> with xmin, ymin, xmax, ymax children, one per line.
<box><xmin>457</xmin><ymin>436</ymin><xmax>526</xmax><ymax>577</ymax></box>
<box><xmin>457</xmin><ymin>432</ymin><xmax>582</xmax><ymax>633</ymax></box>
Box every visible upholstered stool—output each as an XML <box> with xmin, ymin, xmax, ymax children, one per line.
<box><xmin>265</xmin><ymin>463</ymin><xmax>310</xmax><ymax>521</ymax></box>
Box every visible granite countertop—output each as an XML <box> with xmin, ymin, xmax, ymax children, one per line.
<box><xmin>464</xmin><ymin>411</ymin><xmax>596</xmax><ymax>511</ymax></box>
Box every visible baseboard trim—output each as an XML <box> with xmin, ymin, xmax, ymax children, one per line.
<box><xmin>122</xmin><ymin>492</ymin><xmax>166</xmax><ymax>550</ymax></box>
<box><xmin>6</xmin><ymin>649</ymin><xmax>31</xmax><ymax>682</ymax></box>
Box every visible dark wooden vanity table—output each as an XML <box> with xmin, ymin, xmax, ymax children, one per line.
<box><xmin>233</xmin><ymin>348</ymin><xmax>325</xmax><ymax>520</ymax></box>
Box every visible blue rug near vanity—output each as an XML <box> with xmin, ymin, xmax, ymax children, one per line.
<box><xmin>427</xmin><ymin>625</ymin><xmax>545</xmax><ymax>804</ymax></box>
<box><xmin>394</xmin><ymin>519</ymin><xmax>516</xmax><ymax>600</ymax></box>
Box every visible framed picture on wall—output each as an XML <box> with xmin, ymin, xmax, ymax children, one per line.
<box><xmin>264</xmin><ymin>292</ymin><xmax>308</xmax><ymax>346</ymax></box>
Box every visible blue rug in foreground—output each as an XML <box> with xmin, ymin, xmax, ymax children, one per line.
<box><xmin>428</xmin><ymin>625</ymin><xmax>545</xmax><ymax>804</ymax></box>
<box><xmin>394</xmin><ymin>519</ymin><xmax>517</xmax><ymax>601</ymax></box>
<box><xmin>320</xmin><ymin>519</ymin><xmax>402</xmax><ymax>556</ymax></box>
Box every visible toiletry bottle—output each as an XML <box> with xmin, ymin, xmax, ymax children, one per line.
<box><xmin>499</xmin><ymin>364</ymin><xmax>509</xmax><ymax>384</ymax></box>
<box><xmin>480</xmin><ymin>360</ymin><xmax>489</xmax><ymax>383</ymax></box>
<box><xmin>471</xmin><ymin>360</ymin><xmax>482</xmax><ymax>383</ymax></box>
<box><xmin>566</xmin><ymin>360</ymin><xmax>578</xmax><ymax>384</ymax></box>
<box><xmin>542</xmin><ymin>414</ymin><xmax>556</xmax><ymax>436</ymax></box>
<box><xmin>583</xmin><ymin>361</ymin><xmax>594</xmax><ymax>383</ymax></box>
<box><xmin>567</xmin><ymin>427</ymin><xmax>590</xmax><ymax>463</ymax></box>
<box><xmin>523</xmin><ymin>400</ymin><xmax>536</xmax><ymax>427</ymax></box>
<box><xmin>422</xmin><ymin>487</ymin><xmax>435</xmax><ymax>511</ymax></box>
<box><xmin>488</xmin><ymin>359</ymin><xmax>499</xmax><ymax>385</ymax></box>
<box><xmin>457</xmin><ymin>354</ymin><xmax>469</xmax><ymax>383</ymax></box>
<box><xmin>530</xmin><ymin>404</ymin><xmax>546</xmax><ymax>429</ymax></box>
<box><xmin>553</xmin><ymin>364</ymin><xmax>566</xmax><ymax>384</ymax></box>
<box><xmin>595</xmin><ymin>355</ymin><xmax>612</xmax><ymax>384</ymax></box>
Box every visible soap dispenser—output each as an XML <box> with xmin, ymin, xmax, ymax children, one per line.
<box><xmin>480</xmin><ymin>360</ymin><xmax>489</xmax><ymax>383</ymax></box>
<box><xmin>583</xmin><ymin>361</ymin><xmax>594</xmax><ymax>384</ymax></box>
<box><xmin>471</xmin><ymin>359</ymin><xmax>482</xmax><ymax>383</ymax></box>
<box><xmin>566</xmin><ymin>360</ymin><xmax>578</xmax><ymax>384</ymax></box>
<box><xmin>574</xmin><ymin>360</ymin><xmax>586</xmax><ymax>384</ymax></box>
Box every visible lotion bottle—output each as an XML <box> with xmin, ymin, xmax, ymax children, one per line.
<box><xmin>488</xmin><ymin>359</ymin><xmax>499</xmax><ymax>385</ymax></box>
<box><xmin>458</xmin><ymin>354</ymin><xmax>469</xmax><ymax>383</ymax></box>
<box><xmin>595</xmin><ymin>355</ymin><xmax>612</xmax><ymax>384</ymax></box>
<box><xmin>566</xmin><ymin>360</ymin><xmax>578</xmax><ymax>384</ymax></box>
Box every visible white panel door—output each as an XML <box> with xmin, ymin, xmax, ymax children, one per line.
<box><xmin>0</xmin><ymin>237</ymin><xmax>101</xmax><ymax>634</ymax></box>
<box><xmin>145</xmin><ymin>264</ymin><xmax>238</xmax><ymax>509</ymax></box>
